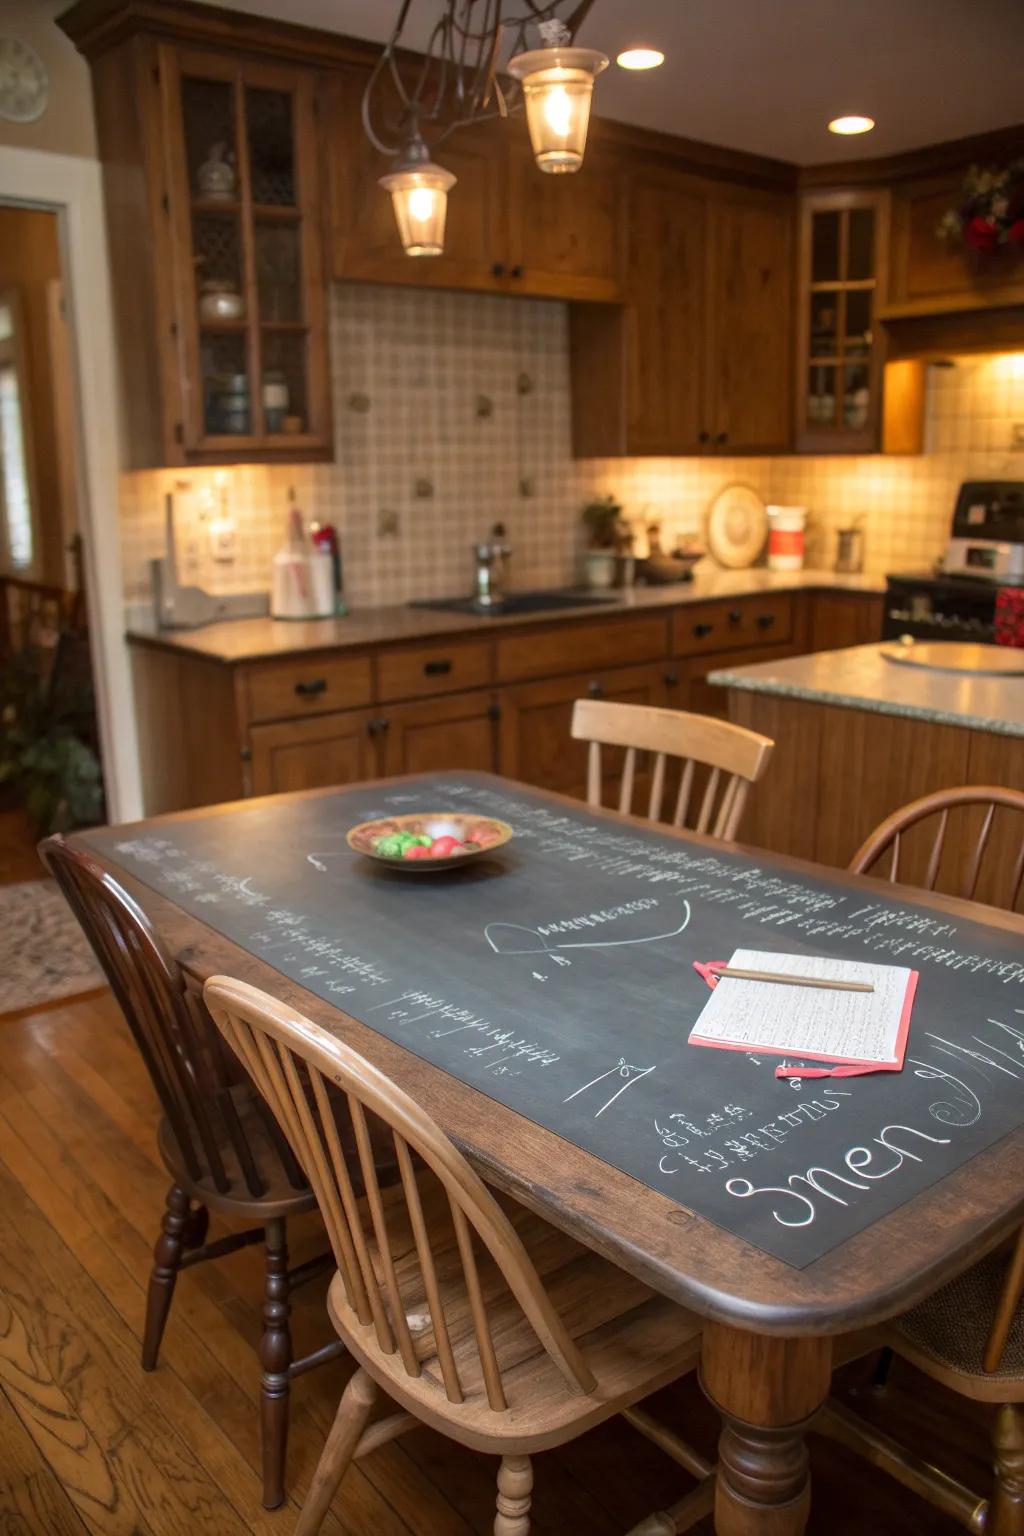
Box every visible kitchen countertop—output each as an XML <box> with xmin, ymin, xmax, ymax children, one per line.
<box><xmin>125</xmin><ymin>566</ymin><xmax>884</xmax><ymax>664</ymax></box>
<box><xmin>709</xmin><ymin>641</ymin><xmax>1024</xmax><ymax>738</ymax></box>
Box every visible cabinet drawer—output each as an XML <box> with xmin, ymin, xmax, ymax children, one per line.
<box><xmin>496</xmin><ymin>614</ymin><xmax>668</xmax><ymax>684</ymax></box>
<box><xmin>673</xmin><ymin>595</ymin><xmax>793</xmax><ymax>657</ymax></box>
<box><xmin>246</xmin><ymin>653</ymin><xmax>373</xmax><ymax>724</ymax></box>
<box><xmin>377</xmin><ymin>639</ymin><xmax>492</xmax><ymax>702</ymax></box>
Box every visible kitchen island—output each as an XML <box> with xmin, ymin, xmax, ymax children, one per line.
<box><xmin>712</xmin><ymin>641</ymin><xmax>1023</xmax><ymax>895</ymax></box>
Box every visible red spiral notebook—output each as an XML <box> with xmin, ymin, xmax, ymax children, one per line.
<box><xmin>690</xmin><ymin>949</ymin><xmax>919</xmax><ymax>1080</ymax></box>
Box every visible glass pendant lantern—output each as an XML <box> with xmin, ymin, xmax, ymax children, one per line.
<box><xmin>378</xmin><ymin>132</ymin><xmax>457</xmax><ymax>257</ymax></box>
<box><xmin>506</xmin><ymin>44</ymin><xmax>608</xmax><ymax>173</ymax></box>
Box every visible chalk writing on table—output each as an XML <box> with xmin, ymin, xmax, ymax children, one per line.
<box><xmin>97</xmin><ymin>775</ymin><xmax>1024</xmax><ymax>1270</ymax></box>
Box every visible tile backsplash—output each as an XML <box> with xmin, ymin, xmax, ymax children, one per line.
<box><xmin>119</xmin><ymin>287</ymin><xmax>1024</xmax><ymax>611</ymax></box>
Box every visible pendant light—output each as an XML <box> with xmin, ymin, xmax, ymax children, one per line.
<box><xmin>378</xmin><ymin>130</ymin><xmax>457</xmax><ymax>257</ymax></box>
<box><xmin>507</xmin><ymin>22</ymin><xmax>608</xmax><ymax>175</ymax></box>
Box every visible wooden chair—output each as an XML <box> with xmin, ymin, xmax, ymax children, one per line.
<box><xmin>39</xmin><ymin>836</ymin><xmax>345</xmax><ymax>1510</ymax></box>
<box><xmin>820</xmin><ymin>787</ymin><xmax>1024</xmax><ymax>1530</ymax></box>
<box><xmin>570</xmin><ymin>698</ymin><xmax>774</xmax><ymax>839</ymax></box>
<box><xmin>818</xmin><ymin>1229</ymin><xmax>1024</xmax><ymax>1535</ymax></box>
<box><xmin>849</xmin><ymin>785</ymin><xmax>1024</xmax><ymax>912</ymax></box>
<box><xmin>204</xmin><ymin>974</ymin><xmax>715</xmax><ymax>1536</ymax></box>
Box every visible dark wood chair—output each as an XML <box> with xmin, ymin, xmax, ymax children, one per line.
<box><xmin>849</xmin><ymin>785</ymin><xmax>1024</xmax><ymax>912</ymax></box>
<box><xmin>204</xmin><ymin>974</ymin><xmax>715</xmax><ymax>1536</ymax></box>
<box><xmin>40</xmin><ymin>835</ymin><xmax>345</xmax><ymax>1510</ymax></box>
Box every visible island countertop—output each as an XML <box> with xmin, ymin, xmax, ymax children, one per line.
<box><xmin>124</xmin><ymin>566</ymin><xmax>884</xmax><ymax>664</ymax></box>
<box><xmin>709</xmin><ymin>641</ymin><xmax>1024</xmax><ymax>738</ymax></box>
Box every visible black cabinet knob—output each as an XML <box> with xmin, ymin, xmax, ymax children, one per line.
<box><xmin>728</xmin><ymin>609</ymin><xmax>742</xmax><ymax>624</ymax></box>
<box><xmin>756</xmin><ymin>613</ymin><xmax>776</xmax><ymax>630</ymax></box>
<box><xmin>587</xmin><ymin>680</ymin><xmax>604</xmax><ymax>698</ymax></box>
<box><xmin>492</xmin><ymin>262</ymin><xmax>506</xmax><ymax>278</ymax></box>
<box><xmin>694</xmin><ymin>622</ymin><xmax>713</xmax><ymax>639</ymax></box>
<box><xmin>698</xmin><ymin>430</ymin><xmax>711</xmax><ymax>444</ymax></box>
<box><xmin>294</xmin><ymin>678</ymin><xmax>327</xmax><ymax>698</ymax></box>
<box><xmin>367</xmin><ymin>717</ymin><xmax>390</xmax><ymax>736</ymax></box>
<box><xmin>716</xmin><ymin>431</ymin><xmax>728</xmax><ymax>445</ymax></box>
<box><xmin>487</xmin><ymin>701</ymin><xmax>502</xmax><ymax>722</ymax></box>
<box><xmin>510</xmin><ymin>264</ymin><xmax>523</xmax><ymax>278</ymax></box>
<box><xmin>424</xmin><ymin>658</ymin><xmax>452</xmax><ymax>676</ymax></box>
<box><xmin>663</xmin><ymin>672</ymin><xmax>679</xmax><ymax>687</ymax></box>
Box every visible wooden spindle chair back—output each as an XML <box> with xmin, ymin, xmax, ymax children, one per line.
<box><xmin>41</xmin><ymin>837</ymin><xmax>305</xmax><ymax>1201</ymax></box>
<box><xmin>571</xmin><ymin>698</ymin><xmax>774</xmax><ymax>839</ymax></box>
<box><xmin>204</xmin><ymin>975</ymin><xmax>599</xmax><ymax>1415</ymax></box>
<box><xmin>848</xmin><ymin>786</ymin><xmax>1024</xmax><ymax>912</ymax></box>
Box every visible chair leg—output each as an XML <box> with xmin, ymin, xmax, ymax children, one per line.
<box><xmin>260</xmin><ymin>1216</ymin><xmax>292</xmax><ymax>1510</ymax></box>
<box><xmin>142</xmin><ymin>1184</ymin><xmax>190</xmax><ymax>1371</ymax></box>
<box><xmin>494</xmin><ymin>1455</ymin><xmax>533</xmax><ymax>1536</ymax></box>
<box><xmin>870</xmin><ymin>1346</ymin><xmax>895</xmax><ymax>1393</ymax></box>
<box><xmin>181</xmin><ymin>1202</ymin><xmax>209</xmax><ymax>1251</ymax></box>
<box><xmin>991</xmin><ymin>1404</ymin><xmax>1024</xmax><ymax>1536</ymax></box>
<box><xmin>294</xmin><ymin>1368</ymin><xmax>378</xmax><ymax>1536</ymax></box>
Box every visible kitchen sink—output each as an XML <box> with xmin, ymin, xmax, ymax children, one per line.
<box><xmin>409</xmin><ymin>590</ymin><xmax>622</xmax><ymax>618</ymax></box>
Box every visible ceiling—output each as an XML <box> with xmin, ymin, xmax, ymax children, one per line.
<box><xmin>197</xmin><ymin>0</ymin><xmax>1024</xmax><ymax>164</ymax></box>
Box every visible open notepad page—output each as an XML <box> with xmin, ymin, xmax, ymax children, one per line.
<box><xmin>689</xmin><ymin>949</ymin><xmax>917</xmax><ymax>1068</ymax></box>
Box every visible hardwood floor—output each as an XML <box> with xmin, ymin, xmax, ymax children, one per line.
<box><xmin>0</xmin><ymin>981</ymin><xmax>1001</xmax><ymax>1534</ymax></box>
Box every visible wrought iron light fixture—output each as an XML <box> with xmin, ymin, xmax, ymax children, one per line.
<box><xmin>363</xmin><ymin>2</ymin><xmax>605</xmax><ymax>256</ymax></box>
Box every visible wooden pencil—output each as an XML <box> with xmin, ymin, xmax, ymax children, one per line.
<box><xmin>709</xmin><ymin>965</ymin><xmax>874</xmax><ymax>994</ymax></box>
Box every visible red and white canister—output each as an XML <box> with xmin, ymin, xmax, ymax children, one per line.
<box><xmin>766</xmin><ymin>505</ymin><xmax>808</xmax><ymax>571</ymax></box>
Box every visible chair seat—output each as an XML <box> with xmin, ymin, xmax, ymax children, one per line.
<box><xmin>327</xmin><ymin>1176</ymin><xmax>703</xmax><ymax>1454</ymax></box>
<box><xmin>885</xmin><ymin>1247</ymin><xmax>1024</xmax><ymax>1403</ymax></box>
<box><xmin>157</xmin><ymin>1090</ymin><xmax>314</xmax><ymax>1219</ymax></box>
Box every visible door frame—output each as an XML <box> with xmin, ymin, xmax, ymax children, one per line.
<box><xmin>0</xmin><ymin>146</ymin><xmax>143</xmax><ymax>822</ymax></box>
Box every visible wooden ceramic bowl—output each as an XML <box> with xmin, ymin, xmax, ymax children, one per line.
<box><xmin>346</xmin><ymin>812</ymin><xmax>514</xmax><ymax>871</ymax></box>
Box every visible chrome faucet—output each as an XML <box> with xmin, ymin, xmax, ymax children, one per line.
<box><xmin>472</xmin><ymin>522</ymin><xmax>511</xmax><ymax>609</ymax></box>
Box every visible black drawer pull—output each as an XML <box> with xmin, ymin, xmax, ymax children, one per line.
<box><xmin>663</xmin><ymin>672</ymin><xmax>679</xmax><ymax>687</ymax></box>
<box><xmin>716</xmin><ymin>431</ymin><xmax>729</xmax><ymax>445</ymax></box>
<box><xmin>510</xmin><ymin>264</ymin><xmax>524</xmax><ymax>278</ymax></box>
<box><xmin>492</xmin><ymin>261</ymin><xmax>506</xmax><ymax>278</ymax></box>
<box><xmin>728</xmin><ymin>609</ymin><xmax>743</xmax><ymax>624</ymax></box>
<box><xmin>756</xmin><ymin>613</ymin><xmax>776</xmax><ymax>630</ymax></box>
<box><xmin>694</xmin><ymin>622</ymin><xmax>713</xmax><ymax>638</ymax></box>
<box><xmin>294</xmin><ymin>678</ymin><xmax>327</xmax><ymax>698</ymax></box>
<box><xmin>698</xmin><ymin>430</ymin><xmax>711</xmax><ymax>444</ymax></box>
<box><xmin>367</xmin><ymin>717</ymin><xmax>390</xmax><ymax>736</ymax></box>
<box><xmin>587</xmin><ymin>679</ymin><xmax>604</xmax><ymax>698</ymax></box>
<box><xmin>424</xmin><ymin>659</ymin><xmax>453</xmax><ymax>676</ymax></box>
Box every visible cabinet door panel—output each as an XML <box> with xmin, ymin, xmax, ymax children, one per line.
<box><xmin>498</xmin><ymin>663</ymin><xmax>669</xmax><ymax>802</ymax></box>
<box><xmin>706</xmin><ymin>195</ymin><xmax>792</xmax><ymax>452</ymax></box>
<box><xmin>508</xmin><ymin>141</ymin><xmax>624</xmax><ymax>300</ymax></box>
<box><xmin>808</xmin><ymin>593</ymin><xmax>884</xmax><ymax>652</ymax></box>
<box><xmin>250</xmin><ymin>709</ymin><xmax>377</xmax><ymax>795</ymax></box>
<box><xmin>328</xmin><ymin>71</ymin><xmax>504</xmax><ymax>291</ymax></box>
<box><xmin>625</xmin><ymin>180</ymin><xmax>705</xmax><ymax>454</ymax></box>
<box><xmin>382</xmin><ymin>691</ymin><xmax>497</xmax><ymax>776</ymax></box>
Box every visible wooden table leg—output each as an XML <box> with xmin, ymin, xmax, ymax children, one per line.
<box><xmin>701</xmin><ymin>1322</ymin><xmax>832</xmax><ymax>1536</ymax></box>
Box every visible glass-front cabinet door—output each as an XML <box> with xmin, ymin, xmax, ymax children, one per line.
<box><xmin>163</xmin><ymin>48</ymin><xmax>330</xmax><ymax>461</ymax></box>
<box><xmin>795</xmin><ymin>190</ymin><xmax>889</xmax><ymax>453</ymax></box>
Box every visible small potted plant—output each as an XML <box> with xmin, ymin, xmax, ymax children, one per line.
<box><xmin>581</xmin><ymin>494</ymin><xmax>630</xmax><ymax>589</ymax></box>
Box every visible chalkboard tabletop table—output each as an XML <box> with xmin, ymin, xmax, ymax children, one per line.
<box><xmin>77</xmin><ymin>771</ymin><xmax>1024</xmax><ymax>1536</ymax></box>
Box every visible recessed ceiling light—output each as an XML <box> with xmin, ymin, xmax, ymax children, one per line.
<box><xmin>616</xmin><ymin>47</ymin><xmax>665</xmax><ymax>70</ymax></box>
<box><xmin>828</xmin><ymin>115</ymin><xmax>875</xmax><ymax>136</ymax></box>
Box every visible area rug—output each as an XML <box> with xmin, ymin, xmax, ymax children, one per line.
<box><xmin>0</xmin><ymin>880</ymin><xmax>104</xmax><ymax>1015</ymax></box>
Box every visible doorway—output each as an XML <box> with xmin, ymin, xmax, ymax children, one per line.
<box><xmin>0</xmin><ymin>203</ymin><xmax>104</xmax><ymax>863</ymax></box>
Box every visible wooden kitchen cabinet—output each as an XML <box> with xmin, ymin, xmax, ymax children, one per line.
<box><xmin>705</xmin><ymin>191</ymin><xmax>792</xmax><ymax>451</ymax></box>
<box><xmin>571</xmin><ymin>175</ymin><xmax>793</xmax><ymax>456</ymax></box>
<box><xmin>381</xmin><ymin>691</ymin><xmax>498</xmax><ymax>777</ymax></box>
<box><xmin>250</xmin><ymin>707</ymin><xmax>379</xmax><ymax>795</ymax></box>
<box><xmin>808</xmin><ymin>590</ymin><xmax>885</xmax><ymax>651</ymax></box>
<box><xmin>498</xmin><ymin>661</ymin><xmax>670</xmax><ymax>801</ymax></box>
<box><xmin>83</xmin><ymin>31</ymin><xmax>331</xmax><ymax>467</ymax></box>
<box><xmin>504</xmin><ymin>137</ymin><xmax>624</xmax><ymax>302</ymax></box>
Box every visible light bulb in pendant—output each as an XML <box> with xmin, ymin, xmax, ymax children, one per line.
<box><xmin>379</xmin><ymin>134</ymin><xmax>456</xmax><ymax>257</ymax></box>
<box><xmin>507</xmin><ymin>46</ymin><xmax>609</xmax><ymax>174</ymax></box>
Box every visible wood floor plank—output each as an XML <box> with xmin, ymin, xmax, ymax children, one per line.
<box><xmin>0</xmin><ymin>1382</ymin><xmax>91</xmax><ymax>1536</ymax></box>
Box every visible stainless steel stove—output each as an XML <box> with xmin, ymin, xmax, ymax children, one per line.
<box><xmin>884</xmin><ymin>480</ymin><xmax>1024</xmax><ymax>643</ymax></box>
